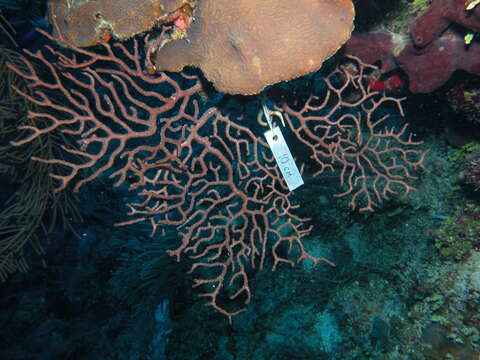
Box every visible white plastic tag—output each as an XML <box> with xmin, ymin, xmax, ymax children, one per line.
<box><xmin>264</xmin><ymin>126</ymin><xmax>304</xmax><ymax>191</ymax></box>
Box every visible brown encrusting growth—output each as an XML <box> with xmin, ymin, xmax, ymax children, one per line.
<box><xmin>149</xmin><ymin>0</ymin><xmax>355</xmax><ymax>94</ymax></box>
<box><xmin>48</xmin><ymin>0</ymin><xmax>195</xmax><ymax>47</ymax></box>
<box><xmin>48</xmin><ymin>0</ymin><xmax>354</xmax><ymax>94</ymax></box>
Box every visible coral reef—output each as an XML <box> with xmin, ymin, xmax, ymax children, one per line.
<box><xmin>5</xmin><ymin>17</ymin><xmax>425</xmax><ymax>320</ymax></box>
<box><xmin>2</xmin><ymin>1</ymin><xmax>480</xmax><ymax>359</ymax></box>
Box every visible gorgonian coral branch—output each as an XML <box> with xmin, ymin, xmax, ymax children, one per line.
<box><xmin>280</xmin><ymin>57</ymin><xmax>427</xmax><ymax>211</ymax></box>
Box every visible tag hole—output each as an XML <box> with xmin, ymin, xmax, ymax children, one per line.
<box><xmin>273</xmin><ymin>135</ymin><xmax>278</xmax><ymax>141</ymax></box>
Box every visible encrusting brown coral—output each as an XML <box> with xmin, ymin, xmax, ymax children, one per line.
<box><xmin>48</xmin><ymin>0</ymin><xmax>354</xmax><ymax>95</ymax></box>
<box><xmin>149</xmin><ymin>0</ymin><xmax>355</xmax><ymax>94</ymax></box>
<box><xmin>48</xmin><ymin>0</ymin><xmax>195</xmax><ymax>47</ymax></box>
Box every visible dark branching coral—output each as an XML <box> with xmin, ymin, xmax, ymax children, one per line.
<box><xmin>0</xmin><ymin>33</ymin><xmax>80</xmax><ymax>281</ymax></box>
